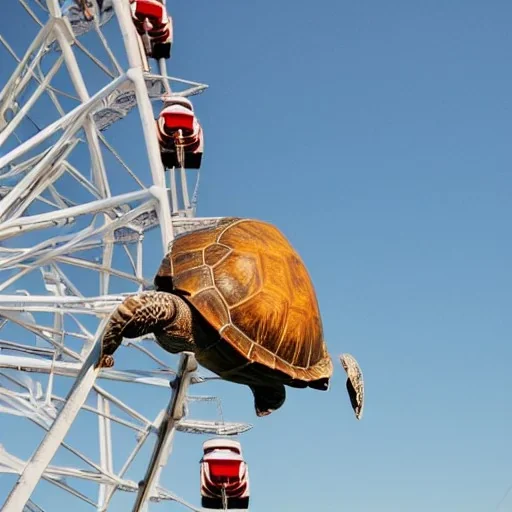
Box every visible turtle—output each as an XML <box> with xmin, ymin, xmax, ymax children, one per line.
<box><xmin>97</xmin><ymin>217</ymin><xmax>364</xmax><ymax>418</ymax></box>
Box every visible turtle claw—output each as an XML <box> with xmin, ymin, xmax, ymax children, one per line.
<box><xmin>96</xmin><ymin>354</ymin><xmax>115</xmax><ymax>369</ymax></box>
<box><xmin>339</xmin><ymin>353</ymin><xmax>364</xmax><ymax>420</ymax></box>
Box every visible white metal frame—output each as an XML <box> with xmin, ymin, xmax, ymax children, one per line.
<box><xmin>0</xmin><ymin>1</ymin><xmax>250</xmax><ymax>510</ymax></box>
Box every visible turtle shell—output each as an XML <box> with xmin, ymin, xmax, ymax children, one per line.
<box><xmin>154</xmin><ymin>218</ymin><xmax>333</xmax><ymax>384</ymax></box>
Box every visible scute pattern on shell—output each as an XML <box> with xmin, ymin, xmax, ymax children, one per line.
<box><xmin>154</xmin><ymin>217</ymin><xmax>333</xmax><ymax>382</ymax></box>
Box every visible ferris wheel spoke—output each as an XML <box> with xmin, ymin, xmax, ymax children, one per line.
<box><xmin>0</xmin><ymin>56</ymin><xmax>65</xmax><ymax>144</ymax></box>
<box><xmin>0</xmin><ymin>73</ymin><xmax>127</xmax><ymax>170</ymax></box>
<box><xmin>0</xmin><ymin>19</ymin><xmax>55</xmax><ymax>110</ymax></box>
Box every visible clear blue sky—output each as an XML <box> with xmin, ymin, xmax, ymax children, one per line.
<box><xmin>2</xmin><ymin>1</ymin><xmax>512</xmax><ymax>511</ymax></box>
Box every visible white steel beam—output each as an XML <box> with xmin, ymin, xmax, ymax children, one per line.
<box><xmin>0</xmin><ymin>138</ymin><xmax>80</xmax><ymax>223</ymax></box>
<box><xmin>112</xmin><ymin>0</ymin><xmax>174</xmax><ymax>251</ymax></box>
<box><xmin>47</xmin><ymin>0</ymin><xmax>111</xmax><ymax>199</ymax></box>
<box><xmin>0</xmin><ymin>19</ymin><xmax>55</xmax><ymax>108</ymax></box>
<box><xmin>0</xmin><ymin>354</ymin><xmax>174</xmax><ymax>388</ymax></box>
<box><xmin>0</xmin><ymin>74</ymin><xmax>127</xmax><ymax>169</ymax></box>
<box><xmin>97</xmin><ymin>395</ymin><xmax>114</xmax><ymax>510</ymax></box>
<box><xmin>131</xmin><ymin>352</ymin><xmax>198</xmax><ymax>511</ymax></box>
<box><xmin>0</xmin><ymin>55</ymin><xmax>64</xmax><ymax>144</ymax></box>
<box><xmin>0</xmin><ymin>294</ymin><xmax>123</xmax><ymax>304</ymax></box>
<box><xmin>1</xmin><ymin>318</ymin><xmax>108</xmax><ymax>512</ymax></box>
<box><xmin>0</xmin><ymin>188</ymin><xmax>152</xmax><ymax>239</ymax></box>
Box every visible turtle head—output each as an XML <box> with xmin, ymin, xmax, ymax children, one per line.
<box><xmin>250</xmin><ymin>384</ymin><xmax>286</xmax><ymax>417</ymax></box>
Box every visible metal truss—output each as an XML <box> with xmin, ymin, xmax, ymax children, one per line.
<box><xmin>0</xmin><ymin>1</ymin><xmax>251</xmax><ymax>511</ymax></box>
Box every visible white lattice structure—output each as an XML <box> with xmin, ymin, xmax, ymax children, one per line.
<box><xmin>0</xmin><ymin>2</ymin><xmax>251</xmax><ymax>510</ymax></box>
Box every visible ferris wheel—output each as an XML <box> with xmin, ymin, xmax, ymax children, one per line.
<box><xmin>0</xmin><ymin>1</ymin><xmax>253</xmax><ymax>510</ymax></box>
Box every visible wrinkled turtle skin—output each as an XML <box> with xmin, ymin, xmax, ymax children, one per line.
<box><xmin>97</xmin><ymin>218</ymin><xmax>363</xmax><ymax>417</ymax></box>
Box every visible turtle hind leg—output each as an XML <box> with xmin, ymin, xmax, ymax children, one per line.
<box><xmin>249</xmin><ymin>384</ymin><xmax>286</xmax><ymax>417</ymax></box>
<box><xmin>97</xmin><ymin>291</ymin><xmax>194</xmax><ymax>368</ymax></box>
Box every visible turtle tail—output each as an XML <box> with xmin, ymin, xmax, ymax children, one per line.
<box><xmin>308</xmin><ymin>377</ymin><xmax>330</xmax><ymax>391</ymax></box>
<box><xmin>307</xmin><ymin>351</ymin><xmax>334</xmax><ymax>390</ymax></box>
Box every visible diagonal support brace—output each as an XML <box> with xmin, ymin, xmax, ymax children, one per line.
<box><xmin>131</xmin><ymin>352</ymin><xmax>198</xmax><ymax>512</ymax></box>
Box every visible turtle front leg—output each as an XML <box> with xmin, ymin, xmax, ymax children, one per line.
<box><xmin>97</xmin><ymin>291</ymin><xmax>193</xmax><ymax>368</ymax></box>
